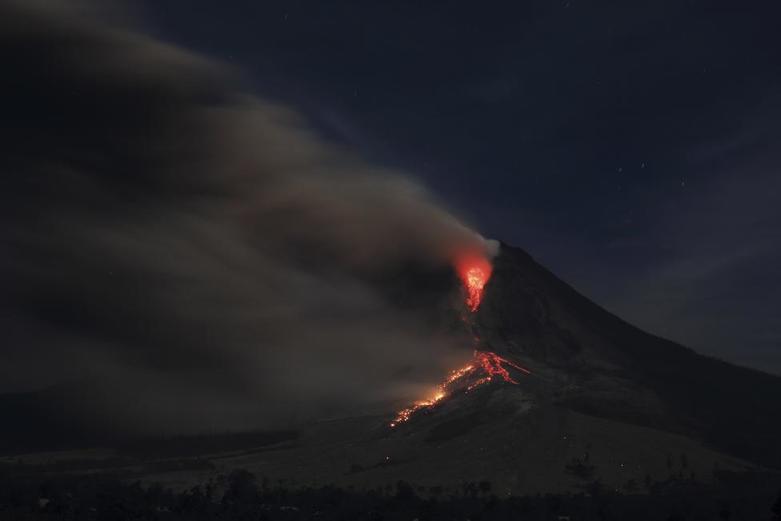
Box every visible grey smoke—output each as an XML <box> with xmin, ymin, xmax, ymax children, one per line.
<box><xmin>0</xmin><ymin>1</ymin><xmax>491</xmax><ymax>433</ymax></box>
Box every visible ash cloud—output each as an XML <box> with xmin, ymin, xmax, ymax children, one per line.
<box><xmin>0</xmin><ymin>2</ymin><xmax>489</xmax><ymax>434</ymax></box>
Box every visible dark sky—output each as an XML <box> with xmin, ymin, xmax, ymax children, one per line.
<box><xmin>133</xmin><ymin>0</ymin><xmax>781</xmax><ymax>374</ymax></box>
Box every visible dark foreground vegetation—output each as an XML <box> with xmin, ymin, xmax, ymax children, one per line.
<box><xmin>2</xmin><ymin>468</ymin><xmax>780</xmax><ymax>521</ymax></box>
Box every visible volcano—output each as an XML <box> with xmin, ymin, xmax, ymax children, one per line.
<box><xmin>3</xmin><ymin>243</ymin><xmax>781</xmax><ymax>494</ymax></box>
<box><xmin>187</xmin><ymin>242</ymin><xmax>781</xmax><ymax>494</ymax></box>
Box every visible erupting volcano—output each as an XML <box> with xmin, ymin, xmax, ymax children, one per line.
<box><xmin>390</xmin><ymin>250</ymin><xmax>530</xmax><ymax>427</ymax></box>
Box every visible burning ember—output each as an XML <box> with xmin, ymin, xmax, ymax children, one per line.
<box><xmin>390</xmin><ymin>251</ymin><xmax>530</xmax><ymax>428</ymax></box>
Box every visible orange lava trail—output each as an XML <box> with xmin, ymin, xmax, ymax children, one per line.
<box><xmin>389</xmin><ymin>365</ymin><xmax>474</xmax><ymax>428</ymax></box>
<box><xmin>474</xmin><ymin>351</ymin><xmax>531</xmax><ymax>384</ymax></box>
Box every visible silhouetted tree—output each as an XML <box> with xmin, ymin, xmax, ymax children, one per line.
<box><xmin>566</xmin><ymin>457</ymin><xmax>596</xmax><ymax>481</ymax></box>
<box><xmin>772</xmin><ymin>488</ymin><xmax>781</xmax><ymax>521</ymax></box>
<box><xmin>718</xmin><ymin>501</ymin><xmax>731</xmax><ymax>520</ymax></box>
<box><xmin>394</xmin><ymin>480</ymin><xmax>415</xmax><ymax>501</ymax></box>
<box><xmin>223</xmin><ymin>469</ymin><xmax>257</xmax><ymax>504</ymax></box>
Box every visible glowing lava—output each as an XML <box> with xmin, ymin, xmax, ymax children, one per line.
<box><xmin>389</xmin><ymin>350</ymin><xmax>530</xmax><ymax>427</ymax></box>
<box><xmin>474</xmin><ymin>351</ymin><xmax>531</xmax><ymax>384</ymax></box>
<box><xmin>455</xmin><ymin>254</ymin><xmax>493</xmax><ymax>312</ymax></box>
<box><xmin>389</xmin><ymin>365</ymin><xmax>473</xmax><ymax>428</ymax></box>
<box><xmin>389</xmin><ymin>251</ymin><xmax>531</xmax><ymax>428</ymax></box>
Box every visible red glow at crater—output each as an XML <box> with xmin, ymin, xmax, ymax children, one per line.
<box><xmin>455</xmin><ymin>253</ymin><xmax>493</xmax><ymax>312</ymax></box>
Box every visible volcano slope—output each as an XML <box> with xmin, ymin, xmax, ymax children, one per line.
<box><xmin>133</xmin><ymin>243</ymin><xmax>780</xmax><ymax>494</ymax></box>
<box><xmin>477</xmin><ymin>243</ymin><xmax>781</xmax><ymax>469</ymax></box>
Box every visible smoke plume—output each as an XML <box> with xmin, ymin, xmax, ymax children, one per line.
<box><xmin>0</xmin><ymin>1</ymin><xmax>492</xmax><ymax>434</ymax></box>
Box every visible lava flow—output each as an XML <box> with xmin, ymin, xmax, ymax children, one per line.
<box><xmin>390</xmin><ymin>251</ymin><xmax>530</xmax><ymax>428</ymax></box>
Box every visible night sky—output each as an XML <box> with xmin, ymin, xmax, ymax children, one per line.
<box><xmin>134</xmin><ymin>1</ymin><xmax>781</xmax><ymax>374</ymax></box>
